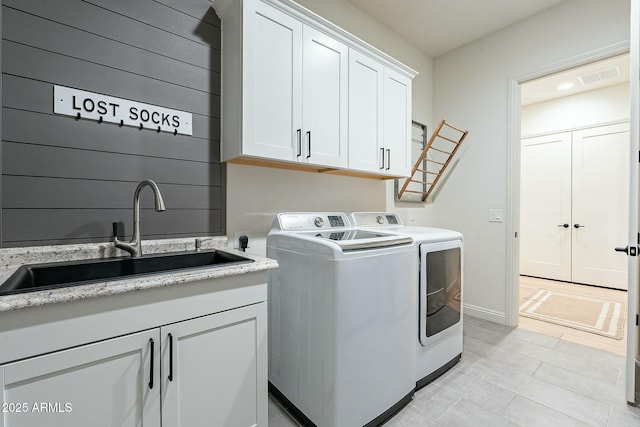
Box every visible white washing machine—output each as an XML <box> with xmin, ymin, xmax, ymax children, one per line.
<box><xmin>267</xmin><ymin>212</ymin><xmax>416</xmax><ymax>427</ymax></box>
<box><xmin>350</xmin><ymin>212</ymin><xmax>463</xmax><ymax>389</ymax></box>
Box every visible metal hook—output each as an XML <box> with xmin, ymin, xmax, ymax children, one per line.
<box><xmin>76</xmin><ymin>112</ymin><xmax>81</xmax><ymax>120</ymax></box>
<box><xmin>119</xmin><ymin>120</ymin><xmax>124</xmax><ymax>127</ymax></box>
<box><xmin>98</xmin><ymin>116</ymin><xmax>103</xmax><ymax>123</ymax></box>
<box><xmin>139</xmin><ymin>123</ymin><xmax>143</xmax><ymax>130</ymax></box>
<box><xmin>173</xmin><ymin>129</ymin><xmax>177</xmax><ymax>136</ymax></box>
<box><xmin>156</xmin><ymin>126</ymin><xmax>161</xmax><ymax>133</ymax></box>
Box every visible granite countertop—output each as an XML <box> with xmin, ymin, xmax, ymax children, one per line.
<box><xmin>0</xmin><ymin>237</ymin><xmax>278</xmax><ymax>313</ymax></box>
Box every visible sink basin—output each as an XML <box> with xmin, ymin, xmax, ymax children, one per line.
<box><xmin>0</xmin><ymin>250</ymin><xmax>254</xmax><ymax>296</ymax></box>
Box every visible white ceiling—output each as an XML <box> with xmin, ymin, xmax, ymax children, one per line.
<box><xmin>347</xmin><ymin>0</ymin><xmax>567</xmax><ymax>57</ymax></box>
<box><xmin>521</xmin><ymin>53</ymin><xmax>630</xmax><ymax>105</ymax></box>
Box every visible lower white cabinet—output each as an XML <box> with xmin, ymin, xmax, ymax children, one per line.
<box><xmin>162</xmin><ymin>303</ymin><xmax>267</xmax><ymax>427</ymax></box>
<box><xmin>0</xmin><ymin>302</ymin><xmax>267</xmax><ymax>427</ymax></box>
<box><xmin>1</xmin><ymin>329</ymin><xmax>161</xmax><ymax>427</ymax></box>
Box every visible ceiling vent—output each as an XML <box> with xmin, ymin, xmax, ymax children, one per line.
<box><xmin>578</xmin><ymin>66</ymin><xmax>621</xmax><ymax>85</ymax></box>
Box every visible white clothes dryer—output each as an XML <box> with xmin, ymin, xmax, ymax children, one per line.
<box><xmin>267</xmin><ymin>213</ymin><xmax>416</xmax><ymax>427</ymax></box>
<box><xmin>350</xmin><ymin>212</ymin><xmax>464</xmax><ymax>389</ymax></box>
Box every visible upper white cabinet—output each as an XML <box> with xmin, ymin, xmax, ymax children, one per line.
<box><xmin>243</xmin><ymin>1</ymin><xmax>302</xmax><ymax>162</ymax></box>
<box><xmin>348</xmin><ymin>49</ymin><xmax>384</xmax><ymax>173</ymax></box>
<box><xmin>348</xmin><ymin>51</ymin><xmax>412</xmax><ymax>176</ymax></box>
<box><xmin>383</xmin><ymin>68</ymin><xmax>412</xmax><ymax>176</ymax></box>
<box><xmin>214</xmin><ymin>0</ymin><xmax>416</xmax><ymax>178</ymax></box>
<box><xmin>301</xmin><ymin>26</ymin><xmax>348</xmax><ymax>168</ymax></box>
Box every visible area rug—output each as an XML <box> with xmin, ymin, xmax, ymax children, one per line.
<box><xmin>519</xmin><ymin>289</ymin><xmax>625</xmax><ymax>339</ymax></box>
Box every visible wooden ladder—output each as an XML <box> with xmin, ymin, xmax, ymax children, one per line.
<box><xmin>398</xmin><ymin>119</ymin><xmax>468</xmax><ymax>202</ymax></box>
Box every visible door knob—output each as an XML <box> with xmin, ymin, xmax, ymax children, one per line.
<box><xmin>574</xmin><ymin>224</ymin><xmax>585</xmax><ymax>228</ymax></box>
<box><xmin>557</xmin><ymin>223</ymin><xmax>569</xmax><ymax>228</ymax></box>
<box><xmin>615</xmin><ymin>246</ymin><xmax>637</xmax><ymax>256</ymax></box>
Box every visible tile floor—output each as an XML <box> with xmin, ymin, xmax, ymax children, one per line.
<box><xmin>268</xmin><ymin>314</ymin><xmax>640</xmax><ymax>427</ymax></box>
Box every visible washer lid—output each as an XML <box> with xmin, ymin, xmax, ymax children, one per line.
<box><xmin>299</xmin><ymin>229</ymin><xmax>413</xmax><ymax>251</ymax></box>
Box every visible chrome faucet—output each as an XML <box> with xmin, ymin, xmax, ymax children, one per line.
<box><xmin>114</xmin><ymin>179</ymin><xmax>166</xmax><ymax>257</ymax></box>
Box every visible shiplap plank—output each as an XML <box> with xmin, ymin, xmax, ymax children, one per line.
<box><xmin>3</xmin><ymin>41</ymin><xmax>218</xmax><ymax>116</ymax></box>
<box><xmin>3</xmin><ymin>109</ymin><xmax>220</xmax><ymax>162</ymax></box>
<box><xmin>3</xmin><ymin>0</ymin><xmax>217</xmax><ymax>70</ymax></box>
<box><xmin>3</xmin><ymin>208</ymin><xmax>222</xmax><ymax>242</ymax></box>
<box><xmin>3</xmin><ymin>233</ymin><xmax>208</xmax><ymax>248</ymax></box>
<box><xmin>84</xmin><ymin>0</ymin><xmax>218</xmax><ymax>46</ymax></box>
<box><xmin>3</xmin><ymin>7</ymin><xmax>216</xmax><ymax>92</ymax></box>
<box><xmin>1</xmin><ymin>232</ymin><xmax>213</xmax><ymax>248</ymax></box>
<box><xmin>3</xmin><ymin>142</ymin><xmax>222</xmax><ymax>186</ymax></box>
<box><xmin>3</xmin><ymin>176</ymin><xmax>221</xmax><ymax>210</ymax></box>
<box><xmin>153</xmin><ymin>0</ymin><xmax>221</xmax><ymax>27</ymax></box>
<box><xmin>2</xmin><ymin>76</ymin><xmax>220</xmax><ymax>140</ymax></box>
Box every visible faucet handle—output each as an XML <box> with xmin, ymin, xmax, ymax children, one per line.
<box><xmin>112</xmin><ymin>222</ymin><xmax>120</xmax><ymax>239</ymax></box>
<box><xmin>195</xmin><ymin>237</ymin><xmax>214</xmax><ymax>251</ymax></box>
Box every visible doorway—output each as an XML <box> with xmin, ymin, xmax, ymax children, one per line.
<box><xmin>517</xmin><ymin>53</ymin><xmax>630</xmax><ymax>354</ymax></box>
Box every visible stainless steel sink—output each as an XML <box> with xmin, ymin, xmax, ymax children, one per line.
<box><xmin>0</xmin><ymin>250</ymin><xmax>253</xmax><ymax>296</ymax></box>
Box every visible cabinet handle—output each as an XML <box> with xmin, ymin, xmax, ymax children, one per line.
<box><xmin>380</xmin><ymin>148</ymin><xmax>385</xmax><ymax>169</ymax></box>
<box><xmin>306</xmin><ymin>131</ymin><xmax>311</xmax><ymax>159</ymax></box>
<box><xmin>296</xmin><ymin>129</ymin><xmax>302</xmax><ymax>157</ymax></box>
<box><xmin>168</xmin><ymin>333</ymin><xmax>174</xmax><ymax>382</ymax></box>
<box><xmin>386</xmin><ymin>149</ymin><xmax>391</xmax><ymax>170</ymax></box>
<box><xmin>574</xmin><ymin>224</ymin><xmax>585</xmax><ymax>229</ymax></box>
<box><xmin>557</xmin><ymin>223</ymin><xmax>569</xmax><ymax>228</ymax></box>
<box><xmin>148</xmin><ymin>338</ymin><xmax>155</xmax><ymax>389</ymax></box>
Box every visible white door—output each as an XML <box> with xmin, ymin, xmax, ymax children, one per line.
<box><xmin>0</xmin><ymin>329</ymin><xmax>161</xmax><ymax>427</ymax></box>
<box><xmin>520</xmin><ymin>132</ymin><xmax>573</xmax><ymax>281</ymax></box>
<box><xmin>572</xmin><ymin>123</ymin><xmax>630</xmax><ymax>289</ymax></box>
<box><xmin>302</xmin><ymin>26</ymin><xmax>348</xmax><ymax>168</ymax></box>
<box><xmin>348</xmin><ymin>49</ymin><xmax>384</xmax><ymax>173</ymax></box>
<box><xmin>383</xmin><ymin>67</ymin><xmax>412</xmax><ymax>176</ymax></box>
<box><xmin>243</xmin><ymin>1</ymin><xmax>303</xmax><ymax>161</ymax></box>
<box><xmin>626</xmin><ymin>0</ymin><xmax>639</xmax><ymax>404</ymax></box>
<box><xmin>161</xmin><ymin>303</ymin><xmax>268</xmax><ymax>427</ymax></box>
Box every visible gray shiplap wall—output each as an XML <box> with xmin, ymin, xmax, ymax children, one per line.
<box><xmin>1</xmin><ymin>0</ymin><xmax>223</xmax><ymax>247</ymax></box>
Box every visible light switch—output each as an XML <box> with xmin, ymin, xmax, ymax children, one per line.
<box><xmin>489</xmin><ymin>209</ymin><xmax>503</xmax><ymax>222</ymax></box>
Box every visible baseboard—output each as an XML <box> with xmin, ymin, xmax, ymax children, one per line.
<box><xmin>463</xmin><ymin>303</ymin><xmax>506</xmax><ymax>324</ymax></box>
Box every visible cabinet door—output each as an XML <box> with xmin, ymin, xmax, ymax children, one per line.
<box><xmin>0</xmin><ymin>329</ymin><xmax>160</xmax><ymax>427</ymax></box>
<box><xmin>348</xmin><ymin>49</ymin><xmax>384</xmax><ymax>173</ymax></box>
<box><xmin>161</xmin><ymin>302</ymin><xmax>267</xmax><ymax>427</ymax></box>
<box><xmin>383</xmin><ymin>68</ymin><xmax>412</xmax><ymax>176</ymax></box>
<box><xmin>244</xmin><ymin>0</ymin><xmax>303</xmax><ymax>161</ymax></box>
<box><xmin>302</xmin><ymin>25</ymin><xmax>348</xmax><ymax>168</ymax></box>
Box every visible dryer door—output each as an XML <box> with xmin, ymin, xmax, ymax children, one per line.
<box><xmin>419</xmin><ymin>240</ymin><xmax>462</xmax><ymax>345</ymax></box>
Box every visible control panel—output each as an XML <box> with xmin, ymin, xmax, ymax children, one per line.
<box><xmin>278</xmin><ymin>213</ymin><xmax>351</xmax><ymax>231</ymax></box>
<box><xmin>349</xmin><ymin>212</ymin><xmax>403</xmax><ymax>228</ymax></box>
